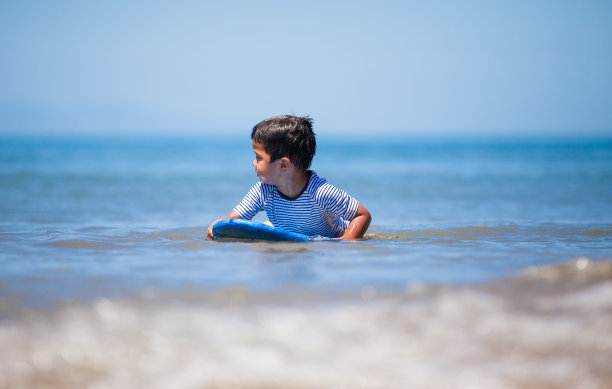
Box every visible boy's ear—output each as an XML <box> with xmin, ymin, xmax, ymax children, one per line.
<box><xmin>280</xmin><ymin>157</ymin><xmax>291</xmax><ymax>170</ymax></box>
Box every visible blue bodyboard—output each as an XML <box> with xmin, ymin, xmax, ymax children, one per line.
<box><xmin>212</xmin><ymin>219</ymin><xmax>329</xmax><ymax>242</ymax></box>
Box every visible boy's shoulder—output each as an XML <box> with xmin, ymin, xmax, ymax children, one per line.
<box><xmin>307</xmin><ymin>171</ymin><xmax>348</xmax><ymax>198</ymax></box>
<box><xmin>305</xmin><ymin>170</ymin><xmax>327</xmax><ymax>190</ymax></box>
<box><xmin>306</xmin><ymin>171</ymin><xmax>358</xmax><ymax>214</ymax></box>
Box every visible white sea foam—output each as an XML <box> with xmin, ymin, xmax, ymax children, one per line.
<box><xmin>1</xmin><ymin>259</ymin><xmax>610</xmax><ymax>389</ymax></box>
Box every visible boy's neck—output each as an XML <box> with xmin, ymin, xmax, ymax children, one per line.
<box><xmin>276</xmin><ymin>169</ymin><xmax>310</xmax><ymax>199</ymax></box>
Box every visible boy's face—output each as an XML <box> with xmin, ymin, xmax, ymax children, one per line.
<box><xmin>252</xmin><ymin>141</ymin><xmax>283</xmax><ymax>185</ymax></box>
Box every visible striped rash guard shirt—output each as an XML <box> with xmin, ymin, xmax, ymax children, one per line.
<box><xmin>234</xmin><ymin>171</ymin><xmax>359</xmax><ymax>238</ymax></box>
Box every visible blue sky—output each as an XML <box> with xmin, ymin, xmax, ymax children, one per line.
<box><xmin>1</xmin><ymin>1</ymin><xmax>611</xmax><ymax>136</ymax></box>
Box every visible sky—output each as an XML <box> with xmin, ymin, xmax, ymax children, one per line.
<box><xmin>0</xmin><ymin>0</ymin><xmax>611</xmax><ymax>137</ymax></box>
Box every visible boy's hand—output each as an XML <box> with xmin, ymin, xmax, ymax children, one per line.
<box><xmin>207</xmin><ymin>211</ymin><xmax>242</xmax><ymax>240</ymax></box>
<box><xmin>207</xmin><ymin>221</ymin><xmax>220</xmax><ymax>240</ymax></box>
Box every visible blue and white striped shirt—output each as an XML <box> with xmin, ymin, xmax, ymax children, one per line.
<box><xmin>234</xmin><ymin>171</ymin><xmax>359</xmax><ymax>238</ymax></box>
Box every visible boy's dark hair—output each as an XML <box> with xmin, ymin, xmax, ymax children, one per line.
<box><xmin>251</xmin><ymin>115</ymin><xmax>316</xmax><ymax>171</ymax></box>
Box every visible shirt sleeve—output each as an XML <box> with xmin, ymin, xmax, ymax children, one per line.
<box><xmin>234</xmin><ymin>182</ymin><xmax>265</xmax><ymax>219</ymax></box>
<box><xmin>314</xmin><ymin>182</ymin><xmax>360</xmax><ymax>222</ymax></box>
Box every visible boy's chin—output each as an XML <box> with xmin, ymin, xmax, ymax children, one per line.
<box><xmin>258</xmin><ymin>176</ymin><xmax>274</xmax><ymax>185</ymax></box>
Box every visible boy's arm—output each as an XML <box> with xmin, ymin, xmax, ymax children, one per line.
<box><xmin>207</xmin><ymin>210</ymin><xmax>242</xmax><ymax>240</ymax></box>
<box><xmin>341</xmin><ymin>203</ymin><xmax>371</xmax><ymax>240</ymax></box>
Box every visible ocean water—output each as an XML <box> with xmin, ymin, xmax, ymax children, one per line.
<box><xmin>1</xmin><ymin>135</ymin><xmax>611</xmax><ymax>388</ymax></box>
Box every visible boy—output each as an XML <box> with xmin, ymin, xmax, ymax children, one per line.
<box><xmin>207</xmin><ymin>115</ymin><xmax>371</xmax><ymax>240</ymax></box>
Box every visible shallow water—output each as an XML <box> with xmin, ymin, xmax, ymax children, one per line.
<box><xmin>1</xmin><ymin>135</ymin><xmax>611</xmax><ymax>388</ymax></box>
<box><xmin>2</xmin><ymin>259</ymin><xmax>611</xmax><ymax>389</ymax></box>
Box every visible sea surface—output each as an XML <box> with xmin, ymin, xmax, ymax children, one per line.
<box><xmin>1</xmin><ymin>135</ymin><xmax>611</xmax><ymax>388</ymax></box>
